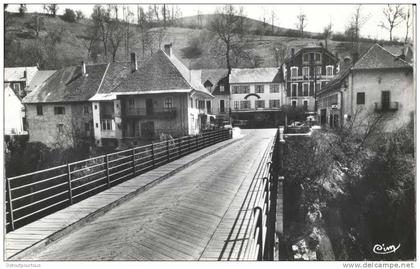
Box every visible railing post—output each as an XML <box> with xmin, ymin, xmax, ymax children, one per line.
<box><xmin>151</xmin><ymin>142</ymin><xmax>155</xmax><ymax>168</ymax></box>
<box><xmin>166</xmin><ymin>140</ymin><xmax>170</xmax><ymax>162</ymax></box>
<box><xmin>132</xmin><ymin>148</ymin><xmax>136</xmax><ymax>175</ymax></box>
<box><xmin>105</xmin><ymin>154</ymin><xmax>110</xmax><ymax>188</ymax></box>
<box><xmin>6</xmin><ymin>178</ymin><xmax>15</xmax><ymax>231</ymax></box>
<box><xmin>178</xmin><ymin>139</ymin><xmax>181</xmax><ymax>157</ymax></box>
<box><xmin>188</xmin><ymin>136</ymin><xmax>191</xmax><ymax>153</ymax></box>
<box><xmin>67</xmin><ymin>163</ymin><xmax>73</xmax><ymax>205</ymax></box>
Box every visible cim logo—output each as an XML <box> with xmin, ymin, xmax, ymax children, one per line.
<box><xmin>373</xmin><ymin>243</ymin><xmax>401</xmax><ymax>255</ymax></box>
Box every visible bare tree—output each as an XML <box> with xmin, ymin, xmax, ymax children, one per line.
<box><xmin>210</xmin><ymin>5</ymin><xmax>247</xmax><ymax>73</ymax></box>
<box><xmin>270</xmin><ymin>10</ymin><xmax>277</xmax><ymax>34</ymax></box>
<box><xmin>379</xmin><ymin>5</ymin><xmax>405</xmax><ymax>41</ymax></box>
<box><xmin>272</xmin><ymin>44</ymin><xmax>287</xmax><ymax>67</ymax></box>
<box><xmin>76</xmin><ymin>10</ymin><xmax>85</xmax><ymax>22</ymax></box>
<box><xmin>345</xmin><ymin>5</ymin><xmax>368</xmax><ymax>60</ymax></box>
<box><xmin>47</xmin><ymin>4</ymin><xmax>58</xmax><ymax>17</ymax></box>
<box><xmin>196</xmin><ymin>9</ymin><xmax>202</xmax><ymax>28</ymax></box>
<box><xmin>108</xmin><ymin>20</ymin><xmax>125</xmax><ymax>62</ymax></box>
<box><xmin>296</xmin><ymin>9</ymin><xmax>307</xmax><ymax>38</ymax></box>
<box><xmin>404</xmin><ymin>6</ymin><xmax>411</xmax><ymax>44</ymax></box>
<box><xmin>91</xmin><ymin>5</ymin><xmax>111</xmax><ymax>60</ymax></box>
<box><xmin>323</xmin><ymin>21</ymin><xmax>333</xmax><ymax>50</ymax></box>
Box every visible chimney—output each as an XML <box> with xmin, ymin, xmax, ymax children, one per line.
<box><xmin>81</xmin><ymin>61</ymin><xmax>86</xmax><ymax>75</ymax></box>
<box><xmin>164</xmin><ymin>43</ymin><xmax>173</xmax><ymax>57</ymax></box>
<box><xmin>130</xmin><ymin>52</ymin><xmax>138</xmax><ymax>72</ymax></box>
<box><xmin>291</xmin><ymin>48</ymin><xmax>295</xmax><ymax>56</ymax></box>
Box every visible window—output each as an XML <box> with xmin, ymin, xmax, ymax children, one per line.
<box><xmin>101</xmin><ymin>119</ymin><xmax>113</xmax><ymax>130</ymax></box>
<box><xmin>190</xmin><ymin>98</ymin><xmax>193</xmax><ymax>108</ymax></box>
<box><xmin>195</xmin><ymin>99</ymin><xmax>199</xmax><ymax>108</ymax></box>
<box><xmin>199</xmin><ymin>100</ymin><xmax>205</xmax><ymax>109</ymax></box>
<box><xmin>220</xmin><ymin>85</ymin><xmax>225</xmax><ymax>92</ymax></box>
<box><xmin>303</xmin><ymin>83</ymin><xmax>309</xmax><ymax>96</ymax></box>
<box><xmin>232</xmin><ymin>86</ymin><xmax>239</xmax><ymax>94</ymax></box>
<box><xmin>255</xmin><ymin>100</ymin><xmax>265</xmax><ymax>109</ymax></box>
<box><xmin>303</xmin><ymin>67</ymin><xmax>310</xmax><ymax>77</ymax></box>
<box><xmin>315</xmin><ymin>82</ymin><xmax>321</xmax><ymax>92</ymax></box>
<box><xmin>164</xmin><ymin>97</ymin><xmax>173</xmax><ymax>109</ymax></box>
<box><xmin>291</xmin><ymin>100</ymin><xmax>297</xmax><ymax>108</ymax></box>
<box><xmin>269</xmin><ymin>100</ymin><xmax>280</xmax><ymax>108</ymax></box>
<box><xmin>326</xmin><ymin>65</ymin><xmax>334</xmax><ymax>76</ymax></box>
<box><xmin>291</xmin><ymin>83</ymin><xmax>297</xmax><ymax>97</ymax></box>
<box><xmin>220</xmin><ymin>100</ymin><xmax>225</xmax><ymax>113</ymax></box>
<box><xmin>315</xmin><ymin>53</ymin><xmax>322</xmax><ymax>63</ymax></box>
<box><xmin>303</xmin><ymin>100</ymin><xmax>308</xmax><ymax>110</ymax></box>
<box><xmin>291</xmin><ymin>67</ymin><xmax>298</xmax><ymax>78</ymax></box>
<box><xmin>13</xmin><ymin>83</ymin><xmax>21</xmax><ymax>95</ymax></box>
<box><xmin>234</xmin><ymin>101</ymin><xmax>239</xmax><ymax>110</ymax></box>
<box><xmin>255</xmin><ymin>85</ymin><xmax>264</xmax><ymax>93</ymax></box>
<box><xmin>270</xmin><ymin>84</ymin><xmax>279</xmax><ymax>93</ymax></box>
<box><xmin>381</xmin><ymin>91</ymin><xmax>390</xmax><ymax>109</ymax></box>
<box><xmin>83</xmin><ymin>105</ymin><xmax>90</xmax><ymax>115</ymax></box>
<box><xmin>36</xmin><ymin>105</ymin><xmax>43</xmax><ymax>116</ymax></box>
<box><xmin>240</xmin><ymin>85</ymin><xmax>250</xmax><ymax>94</ymax></box>
<box><xmin>356</xmin><ymin>92</ymin><xmax>365</xmax><ymax>105</ymax></box>
<box><xmin>303</xmin><ymin>53</ymin><xmax>309</xmax><ymax>64</ymax></box>
<box><xmin>309</xmin><ymin>82</ymin><xmax>315</xmax><ymax>96</ymax></box>
<box><xmin>128</xmin><ymin>98</ymin><xmax>135</xmax><ymax>108</ymax></box>
<box><xmin>94</xmin><ymin>104</ymin><xmax>98</xmax><ymax>110</ymax></box>
<box><xmin>54</xmin><ymin>106</ymin><xmax>65</xmax><ymax>115</ymax></box>
<box><xmin>240</xmin><ymin>101</ymin><xmax>250</xmax><ymax>109</ymax></box>
<box><xmin>316</xmin><ymin>66</ymin><xmax>322</xmax><ymax>76</ymax></box>
<box><xmin>57</xmin><ymin>124</ymin><xmax>64</xmax><ymax>133</ymax></box>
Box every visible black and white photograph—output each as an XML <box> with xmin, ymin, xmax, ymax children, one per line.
<box><xmin>1</xmin><ymin>1</ymin><xmax>417</xmax><ymax>267</ymax></box>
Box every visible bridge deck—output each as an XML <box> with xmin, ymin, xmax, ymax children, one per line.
<box><xmin>7</xmin><ymin>129</ymin><xmax>277</xmax><ymax>261</ymax></box>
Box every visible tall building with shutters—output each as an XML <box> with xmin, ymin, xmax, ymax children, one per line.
<box><xmin>281</xmin><ymin>45</ymin><xmax>339</xmax><ymax>112</ymax></box>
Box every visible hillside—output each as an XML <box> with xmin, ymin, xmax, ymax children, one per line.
<box><xmin>4</xmin><ymin>12</ymin><xmax>405</xmax><ymax>71</ymax></box>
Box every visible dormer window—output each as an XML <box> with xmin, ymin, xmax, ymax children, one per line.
<box><xmin>303</xmin><ymin>53</ymin><xmax>309</xmax><ymax>64</ymax></box>
<box><xmin>291</xmin><ymin>67</ymin><xmax>298</xmax><ymax>78</ymax></box>
<box><xmin>220</xmin><ymin>85</ymin><xmax>225</xmax><ymax>92</ymax></box>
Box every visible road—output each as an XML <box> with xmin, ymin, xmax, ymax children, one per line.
<box><xmin>22</xmin><ymin>129</ymin><xmax>277</xmax><ymax>260</ymax></box>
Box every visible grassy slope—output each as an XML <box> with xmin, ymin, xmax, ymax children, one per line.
<box><xmin>5</xmin><ymin>12</ymin><xmax>403</xmax><ymax>70</ymax></box>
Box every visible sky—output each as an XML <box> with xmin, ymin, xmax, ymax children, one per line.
<box><xmin>5</xmin><ymin>2</ymin><xmax>415</xmax><ymax>41</ymax></box>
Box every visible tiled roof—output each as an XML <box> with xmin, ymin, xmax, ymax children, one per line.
<box><xmin>200</xmin><ymin>69</ymin><xmax>229</xmax><ymax>86</ymax></box>
<box><xmin>108</xmin><ymin>50</ymin><xmax>212</xmax><ymax>97</ymax></box>
<box><xmin>4</xmin><ymin>66</ymin><xmax>38</xmax><ymax>83</ymax></box>
<box><xmin>25</xmin><ymin>70</ymin><xmax>56</xmax><ymax>93</ymax></box>
<box><xmin>211</xmin><ymin>75</ymin><xmax>230</xmax><ymax>95</ymax></box>
<box><xmin>22</xmin><ymin>64</ymin><xmax>108</xmax><ymax>103</ymax></box>
<box><xmin>97</xmin><ymin>62</ymin><xmax>131</xmax><ymax>94</ymax></box>
<box><xmin>352</xmin><ymin>44</ymin><xmax>412</xmax><ymax>70</ymax></box>
<box><xmin>317</xmin><ymin>65</ymin><xmax>351</xmax><ymax>96</ymax></box>
<box><xmin>230</xmin><ymin>68</ymin><xmax>281</xmax><ymax>84</ymax></box>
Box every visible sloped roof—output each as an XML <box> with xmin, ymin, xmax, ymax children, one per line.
<box><xmin>283</xmin><ymin>46</ymin><xmax>339</xmax><ymax>64</ymax></box>
<box><xmin>23</xmin><ymin>64</ymin><xmax>108</xmax><ymax>104</ymax></box>
<box><xmin>230</xmin><ymin>68</ymin><xmax>281</xmax><ymax>84</ymax></box>
<box><xmin>200</xmin><ymin>69</ymin><xmax>229</xmax><ymax>86</ymax></box>
<box><xmin>353</xmin><ymin>44</ymin><xmax>412</xmax><ymax>70</ymax></box>
<box><xmin>101</xmin><ymin>50</ymin><xmax>212</xmax><ymax>97</ymax></box>
<box><xmin>211</xmin><ymin>75</ymin><xmax>230</xmax><ymax>95</ymax></box>
<box><xmin>25</xmin><ymin>70</ymin><xmax>56</xmax><ymax>93</ymax></box>
<box><xmin>97</xmin><ymin>62</ymin><xmax>131</xmax><ymax>94</ymax></box>
<box><xmin>4</xmin><ymin>66</ymin><xmax>38</xmax><ymax>83</ymax></box>
<box><xmin>317</xmin><ymin>65</ymin><xmax>351</xmax><ymax>96</ymax></box>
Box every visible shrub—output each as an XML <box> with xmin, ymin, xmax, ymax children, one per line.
<box><xmin>62</xmin><ymin>8</ymin><xmax>76</xmax><ymax>23</ymax></box>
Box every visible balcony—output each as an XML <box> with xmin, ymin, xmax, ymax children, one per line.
<box><xmin>124</xmin><ymin>107</ymin><xmax>177</xmax><ymax>119</ymax></box>
<box><xmin>374</xmin><ymin>102</ymin><xmax>399</xmax><ymax>113</ymax></box>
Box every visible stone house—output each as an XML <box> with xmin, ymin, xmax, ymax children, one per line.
<box><xmin>317</xmin><ymin>44</ymin><xmax>414</xmax><ymax>131</ymax></box>
<box><xmin>22</xmin><ymin>63</ymin><xmax>108</xmax><ymax>148</ymax></box>
<box><xmin>281</xmin><ymin>46</ymin><xmax>339</xmax><ymax>111</ymax></box>
<box><xmin>229</xmin><ymin>68</ymin><xmax>284</xmax><ymax>127</ymax></box>
<box><xmin>90</xmin><ymin>44</ymin><xmax>214</xmax><ymax>147</ymax></box>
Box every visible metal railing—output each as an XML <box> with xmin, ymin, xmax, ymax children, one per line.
<box><xmin>243</xmin><ymin>129</ymin><xmax>280</xmax><ymax>260</ymax></box>
<box><xmin>5</xmin><ymin>128</ymin><xmax>231</xmax><ymax>233</ymax></box>
<box><xmin>374</xmin><ymin>102</ymin><xmax>399</xmax><ymax>112</ymax></box>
